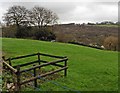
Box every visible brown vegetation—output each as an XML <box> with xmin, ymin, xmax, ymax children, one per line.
<box><xmin>103</xmin><ymin>36</ymin><xmax>118</xmax><ymax>51</ymax></box>
<box><xmin>52</xmin><ymin>24</ymin><xmax>118</xmax><ymax>51</ymax></box>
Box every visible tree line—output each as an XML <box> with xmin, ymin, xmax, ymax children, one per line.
<box><xmin>2</xmin><ymin>5</ymin><xmax>58</xmax><ymax>40</ymax></box>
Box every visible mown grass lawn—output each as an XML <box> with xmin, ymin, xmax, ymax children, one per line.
<box><xmin>2</xmin><ymin>38</ymin><xmax>118</xmax><ymax>91</ymax></box>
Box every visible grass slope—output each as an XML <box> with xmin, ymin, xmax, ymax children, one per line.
<box><xmin>2</xmin><ymin>38</ymin><xmax>118</xmax><ymax>91</ymax></box>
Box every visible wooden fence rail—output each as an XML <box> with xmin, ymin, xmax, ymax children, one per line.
<box><xmin>2</xmin><ymin>52</ymin><xmax>68</xmax><ymax>91</ymax></box>
<box><xmin>13</xmin><ymin>60</ymin><xmax>39</xmax><ymax>68</ymax></box>
<box><xmin>3</xmin><ymin>60</ymin><xmax>17</xmax><ymax>73</ymax></box>
<box><xmin>20</xmin><ymin>58</ymin><xmax>68</xmax><ymax>73</ymax></box>
<box><xmin>39</xmin><ymin>53</ymin><xmax>67</xmax><ymax>59</ymax></box>
<box><xmin>5</xmin><ymin>53</ymin><xmax>38</xmax><ymax>61</ymax></box>
<box><xmin>20</xmin><ymin>66</ymin><xmax>68</xmax><ymax>85</ymax></box>
<box><xmin>5</xmin><ymin>52</ymin><xmax>66</xmax><ymax>61</ymax></box>
<box><xmin>40</xmin><ymin>60</ymin><xmax>64</xmax><ymax>67</ymax></box>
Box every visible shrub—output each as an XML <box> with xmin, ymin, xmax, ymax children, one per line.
<box><xmin>2</xmin><ymin>25</ymin><xmax>17</xmax><ymax>38</ymax></box>
<box><xmin>34</xmin><ymin>28</ymin><xmax>56</xmax><ymax>41</ymax></box>
<box><xmin>103</xmin><ymin>36</ymin><xmax>118</xmax><ymax>51</ymax></box>
<box><xmin>15</xmin><ymin>26</ymin><xmax>32</xmax><ymax>38</ymax></box>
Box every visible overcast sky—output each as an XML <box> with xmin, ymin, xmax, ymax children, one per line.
<box><xmin>0</xmin><ymin>0</ymin><xmax>119</xmax><ymax>24</ymax></box>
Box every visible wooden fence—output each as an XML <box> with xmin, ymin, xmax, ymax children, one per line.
<box><xmin>2</xmin><ymin>52</ymin><xmax>68</xmax><ymax>91</ymax></box>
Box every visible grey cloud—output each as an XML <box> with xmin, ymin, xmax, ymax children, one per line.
<box><xmin>0</xmin><ymin>2</ymin><xmax>118</xmax><ymax>23</ymax></box>
<box><xmin>1</xmin><ymin>2</ymin><xmax>76</xmax><ymax>14</ymax></box>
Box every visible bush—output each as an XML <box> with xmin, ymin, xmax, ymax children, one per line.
<box><xmin>103</xmin><ymin>36</ymin><xmax>118</xmax><ymax>51</ymax></box>
<box><xmin>2</xmin><ymin>25</ymin><xmax>17</xmax><ymax>38</ymax></box>
<box><xmin>34</xmin><ymin>28</ymin><xmax>56</xmax><ymax>41</ymax></box>
<box><xmin>15</xmin><ymin>26</ymin><xmax>32</xmax><ymax>38</ymax></box>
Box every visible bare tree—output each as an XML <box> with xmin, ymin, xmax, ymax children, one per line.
<box><xmin>44</xmin><ymin>9</ymin><xmax>58</xmax><ymax>25</ymax></box>
<box><xmin>29</xmin><ymin>6</ymin><xmax>58</xmax><ymax>29</ymax></box>
<box><xmin>3</xmin><ymin>5</ymin><xmax>29</xmax><ymax>27</ymax></box>
<box><xmin>2</xmin><ymin>5</ymin><xmax>58</xmax><ymax>39</ymax></box>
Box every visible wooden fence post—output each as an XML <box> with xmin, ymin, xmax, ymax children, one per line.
<box><xmin>16</xmin><ymin>66</ymin><xmax>21</xmax><ymax>91</ymax></box>
<box><xmin>38</xmin><ymin>53</ymin><xmax>40</xmax><ymax>69</ymax></box>
<box><xmin>33</xmin><ymin>65</ymin><xmax>37</xmax><ymax>88</ymax></box>
<box><xmin>2</xmin><ymin>56</ymin><xmax>5</xmax><ymax>69</ymax></box>
<box><xmin>64</xmin><ymin>60</ymin><xmax>67</xmax><ymax>76</ymax></box>
<box><xmin>9</xmin><ymin>58</ymin><xmax>12</xmax><ymax>66</ymax></box>
<box><xmin>2</xmin><ymin>56</ymin><xmax>5</xmax><ymax>60</ymax></box>
<box><xmin>9</xmin><ymin>58</ymin><xmax>13</xmax><ymax>75</ymax></box>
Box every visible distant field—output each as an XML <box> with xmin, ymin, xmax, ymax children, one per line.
<box><xmin>53</xmin><ymin>24</ymin><xmax>118</xmax><ymax>48</ymax></box>
<box><xmin>94</xmin><ymin>24</ymin><xmax>118</xmax><ymax>27</ymax></box>
<box><xmin>2</xmin><ymin>38</ymin><xmax>118</xmax><ymax>91</ymax></box>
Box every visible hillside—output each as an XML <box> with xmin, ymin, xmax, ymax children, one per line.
<box><xmin>2</xmin><ymin>38</ymin><xmax>118</xmax><ymax>91</ymax></box>
<box><xmin>52</xmin><ymin>24</ymin><xmax>118</xmax><ymax>46</ymax></box>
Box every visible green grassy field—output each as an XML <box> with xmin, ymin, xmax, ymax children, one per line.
<box><xmin>2</xmin><ymin>38</ymin><xmax>118</xmax><ymax>91</ymax></box>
